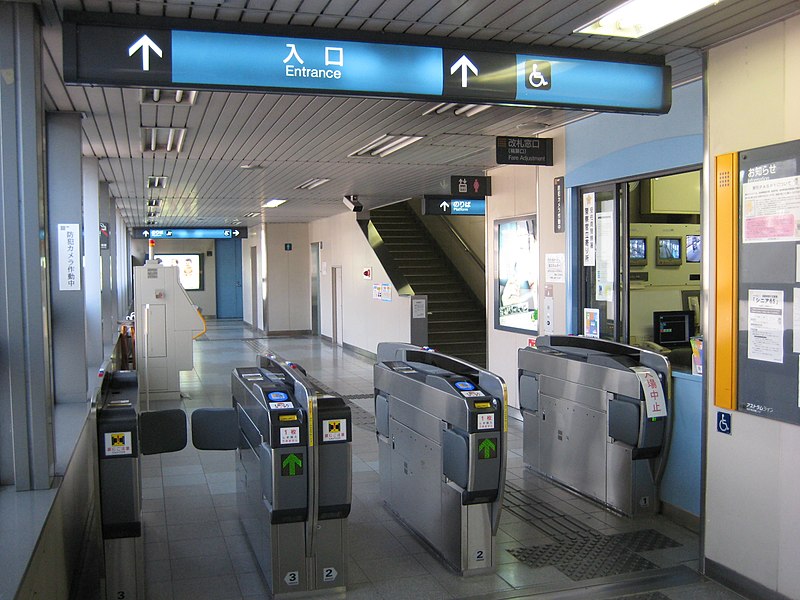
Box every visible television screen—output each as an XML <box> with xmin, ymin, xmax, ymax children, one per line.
<box><xmin>495</xmin><ymin>216</ymin><xmax>538</xmax><ymax>334</ymax></box>
<box><xmin>655</xmin><ymin>237</ymin><xmax>682</xmax><ymax>266</ymax></box>
<box><xmin>685</xmin><ymin>234</ymin><xmax>701</xmax><ymax>263</ymax></box>
<box><xmin>153</xmin><ymin>253</ymin><xmax>203</xmax><ymax>290</ymax></box>
<box><xmin>629</xmin><ymin>237</ymin><xmax>647</xmax><ymax>266</ymax></box>
<box><xmin>653</xmin><ymin>310</ymin><xmax>694</xmax><ymax>348</ymax></box>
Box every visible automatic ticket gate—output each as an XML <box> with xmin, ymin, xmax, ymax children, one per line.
<box><xmin>192</xmin><ymin>353</ymin><xmax>352</xmax><ymax>598</ymax></box>
<box><xmin>374</xmin><ymin>343</ymin><xmax>507</xmax><ymax>575</ymax></box>
<box><xmin>518</xmin><ymin>335</ymin><xmax>672</xmax><ymax>517</ymax></box>
<box><xmin>94</xmin><ymin>367</ymin><xmax>187</xmax><ymax>600</ymax></box>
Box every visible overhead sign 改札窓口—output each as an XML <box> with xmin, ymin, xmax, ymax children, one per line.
<box><xmin>63</xmin><ymin>12</ymin><xmax>671</xmax><ymax>114</ymax></box>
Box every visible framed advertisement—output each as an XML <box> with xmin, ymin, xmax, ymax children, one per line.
<box><xmin>495</xmin><ymin>215</ymin><xmax>539</xmax><ymax>334</ymax></box>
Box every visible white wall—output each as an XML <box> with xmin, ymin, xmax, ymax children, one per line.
<box><xmin>310</xmin><ymin>212</ymin><xmax>410</xmax><ymax>355</ymax></box>
<box><xmin>486</xmin><ymin>127</ymin><xmax>568</xmax><ymax>408</ymax></box>
<box><xmin>131</xmin><ymin>238</ymin><xmax>217</xmax><ymax>316</ymax></box>
<box><xmin>706</xmin><ymin>15</ymin><xmax>800</xmax><ymax>599</ymax></box>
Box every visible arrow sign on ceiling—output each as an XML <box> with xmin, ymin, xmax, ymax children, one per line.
<box><xmin>439</xmin><ymin>200</ymin><xmax>450</xmax><ymax>210</ymax></box>
<box><xmin>128</xmin><ymin>34</ymin><xmax>163</xmax><ymax>71</ymax></box>
<box><xmin>450</xmin><ymin>55</ymin><xmax>479</xmax><ymax>88</ymax></box>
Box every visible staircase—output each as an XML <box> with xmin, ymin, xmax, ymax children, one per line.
<box><xmin>367</xmin><ymin>202</ymin><xmax>486</xmax><ymax>366</ymax></box>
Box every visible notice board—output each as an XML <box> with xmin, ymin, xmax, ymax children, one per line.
<box><xmin>737</xmin><ymin>139</ymin><xmax>800</xmax><ymax>425</ymax></box>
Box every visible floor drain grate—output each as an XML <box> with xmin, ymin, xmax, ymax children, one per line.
<box><xmin>508</xmin><ymin>529</ymin><xmax>681</xmax><ymax>581</ymax></box>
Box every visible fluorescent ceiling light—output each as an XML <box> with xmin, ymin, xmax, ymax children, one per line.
<box><xmin>262</xmin><ymin>199</ymin><xmax>287</xmax><ymax>208</ymax></box>
<box><xmin>575</xmin><ymin>0</ymin><xmax>721</xmax><ymax>38</ymax></box>
<box><xmin>146</xmin><ymin>175</ymin><xmax>168</xmax><ymax>189</ymax></box>
<box><xmin>243</xmin><ymin>211</ymin><xmax>259</xmax><ymax>218</ymax></box>
<box><xmin>295</xmin><ymin>178</ymin><xmax>331</xmax><ymax>190</ymax></box>
<box><xmin>349</xmin><ymin>134</ymin><xmax>424</xmax><ymax>158</ymax></box>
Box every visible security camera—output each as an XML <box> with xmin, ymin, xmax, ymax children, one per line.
<box><xmin>343</xmin><ymin>195</ymin><xmax>362</xmax><ymax>212</ymax></box>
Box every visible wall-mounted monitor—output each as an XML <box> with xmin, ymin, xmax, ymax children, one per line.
<box><xmin>153</xmin><ymin>253</ymin><xmax>204</xmax><ymax>290</ymax></box>
<box><xmin>685</xmin><ymin>234</ymin><xmax>701</xmax><ymax>263</ymax></box>
<box><xmin>653</xmin><ymin>310</ymin><xmax>694</xmax><ymax>348</ymax></box>
<box><xmin>629</xmin><ymin>237</ymin><xmax>647</xmax><ymax>266</ymax></box>
<box><xmin>495</xmin><ymin>215</ymin><xmax>538</xmax><ymax>334</ymax></box>
<box><xmin>655</xmin><ymin>237</ymin><xmax>682</xmax><ymax>266</ymax></box>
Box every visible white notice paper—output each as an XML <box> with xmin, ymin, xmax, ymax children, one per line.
<box><xmin>631</xmin><ymin>367</ymin><xmax>667</xmax><ymax>418</ymax></box>
<box><xmin>748</xmin><ymin>289</ymin><xmax>784</xmax><ymax>363</ymax></box>
<box><xmin>545</xmin><ymin>253</ymin><xmax>565</xmax><ymax>283</ymax></box>
<box><xmin>58</xmin><ymin>223</ymin><xmax>81</xmax><ymax>291</ymax></box>
<box><xmin>794</xmin><ymin>288</ymin><xmax>800</xmax><ymax>353</ymax></box>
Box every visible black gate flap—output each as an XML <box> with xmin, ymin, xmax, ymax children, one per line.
<box><xmin>140</xmin><ymin>409</ymin><xmax>187</xmax><ymax>455</ymax></box>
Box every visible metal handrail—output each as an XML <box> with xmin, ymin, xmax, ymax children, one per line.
<box><xmin>437</xmin><ymin>215</ymin><xmax>485</xmax><ymax>271</ymax></box>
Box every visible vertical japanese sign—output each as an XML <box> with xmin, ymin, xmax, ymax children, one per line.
<box><xmin>632</xmin><ymin>367</ymin><xmax>668</xmax><ymax>418</ymax></box>
<box><xmin>582</xmin><ymin>193</ymin><xmax>596</xmax><ymax>266</ymax></box>
<box><xmin>58</xmin><ymin>223</ymin><xmax>81</xmax><ymax>291</ymax></box>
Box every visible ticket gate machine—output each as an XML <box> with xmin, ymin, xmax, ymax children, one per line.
<box><xmin>518</xmin><ymin>336</ymin><xmax>672</xmax><ymax>516</ymax></box>
<box><xmin>192</xmin><ymin>353</ymin><xmax>351</xmax><ymax>598</ymax></box>
<box><xmin>94</xmin><ymin>367</ymin><xmax>187</xmax><ymax>600</ymax></box>
<box><xmin>374</xmin><ymin>343</ymin><xmax>507</xmax><ymax>575</ymax></box>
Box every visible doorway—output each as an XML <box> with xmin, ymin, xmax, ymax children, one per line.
<box><xmin>311</xmin><ymin>242</ymin><xmax>322</xmax><ymax>336</ymax></box>
<box><xmin>215</xmin><ymin>238</ymin><xmax>243</xmax><ymax>319</ymax></box>
<box><xmin>331</xmin><ymin>266</ymin><xmax>343</xmax><ymax>346</ymax></box>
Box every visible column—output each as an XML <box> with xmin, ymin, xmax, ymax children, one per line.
<box><xmin>0</xmin><ymin>2</ymin><xmax>54</xmax><ymax>490</ymax></box>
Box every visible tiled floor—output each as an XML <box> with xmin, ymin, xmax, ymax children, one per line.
<box><xmin>141</xmin><ymin>320</ymin><xmax>745</xmax><ymax>600</ymax></box>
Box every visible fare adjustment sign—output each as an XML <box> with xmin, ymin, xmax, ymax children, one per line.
<box><xmin>63</xmin><ymin>12</ymin><xmax>671</xmax><ymax>114</ymax></box>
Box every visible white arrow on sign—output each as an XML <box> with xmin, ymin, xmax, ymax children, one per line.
<box><xmin>450</xmin><ymin>55</ymin><xmax>478</xmax><ymax>88</ymax></box>
<box><xmin>233</xmin><ymin>229</ymin><xmax>241</xmax><ymax>237</ymax></box>
<box><xmin>439</xmin><ymin>200</ymin><xmax>450</xmax><ymax>211</ymax></box>
<box><xmin>142</xmin><ymin>230</ymin><xmax>150</xmax><ymax>237</ymax></box>
<box><xmin>128</xmin><ymin>35</ymin><xmax>163</xmax><ymax>72</ymax></box>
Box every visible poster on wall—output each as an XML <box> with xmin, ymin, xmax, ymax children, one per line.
<box><xmin>495</xmin><ymin>216</ymin><xmax>539</xmax><ymax>334</ymax></box>
<box><xmin>583</xmin><ymin>308</ymin><xmax>600</xmax><ymax>338</ymax></box>
<box><xmin>595</xmin><ymin>212</ymin><xmax>614</xmax><ymax>302</ymax></box>
<box><xmin>737</xmin><ymin>139</ymin><xmax>800</xmax><ymax>425</ymax></box>
<box><xmin>154</xmin><ymin>253</ymin><xmax>203</xmax><ymax>290</ymax></box>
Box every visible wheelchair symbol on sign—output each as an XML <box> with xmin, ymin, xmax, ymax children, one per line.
<box><xmin>528</xmin><ymin>64</ymin><xmax>549</xmax><ymax>88</ymax></box>
<box><xmin>716</xmin><ymin>411</ymin><xmax>731</xmax><ymax>435</ymax></box>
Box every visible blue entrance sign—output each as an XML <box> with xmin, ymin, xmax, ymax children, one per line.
<box><xmin>173</xmin><ymin>31</ymin><xmax>443</xmax><ymax>96</ymax></box>
<box><xmin>63</xmin><ymin>13</ymin><xmax>671</xmax><ymax>114</ymax></box>
<box><xmin>132</xmin><ymin>227</ymin><xmax>247</xmax><ymax>239</ymax></box>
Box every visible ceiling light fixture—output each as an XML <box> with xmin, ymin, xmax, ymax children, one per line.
<box><xmin>243</xmin><ymin>212</ymin><xmax>260</xmax><ymax>218</ymax></box>
<box><xmin>262</xmin><ymin>199</ymin><xmax>287</xmax><ymax>208</ymax></box>
<box><xmin>146</xmin><ymin>176</ymin><xmax>168</xmax><ymax>189</ymax></box>
<box><xmin>373</xmin><ymin>136</ymin><xmax>424</xmax><ymax>157</ymax></box>
<box><xmin>575</xmin><ymin>0</ymin><xmax>722</xmax><ymax>38</ymax></box>
<box><xmin>348</xmin><ymin>134</ymin><xmax>424</xmax><ymax>158</ymax></box>
<box><xmin>295</xmin><ymin>178</ymin><xmax>331</xmax><ymax>190</ymax></box>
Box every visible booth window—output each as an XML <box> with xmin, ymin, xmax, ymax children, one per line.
<box><xmin>577</xmin><ymin>169</ymin><xmax>701</xmax><ymax>348</ymax></box>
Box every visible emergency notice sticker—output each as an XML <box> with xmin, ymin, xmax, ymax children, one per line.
<box><xmin>104</xmin><ymin>431</ymin><xmax>132</xmax><ymax>456</ymax></box>
<box><xmin>269</xmin><ymin>401</ymin><xmax>294</xmax><ymax>410</ymax></box>
<box><xmin>477</xmin><ymin>413</ymin><xmax>495</xmax><ymax>430</ymax></box>
<box><xmin>322</xmin><ymin>419</ymin><xmax>347</xmax><ymax>442</ymax></box>
<box><xmin>280</xmin><ymin>427</ymin><xmax>301</xmax><ymax>445</ymax></box>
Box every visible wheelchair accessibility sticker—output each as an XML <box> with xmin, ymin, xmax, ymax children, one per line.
<box><xmin>525</xmin><ymin>60</ymin><xmax>551</xmax><ymax>90</ymax></box>
<box><xmin>717</xmin><ymin>411</ymin><xmax>732</xmax><ymax>435</ymax></box>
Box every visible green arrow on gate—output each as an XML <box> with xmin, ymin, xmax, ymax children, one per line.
<box><xmin>478</xmin><ymin>438</ymin><xmax>496</xmax><ymax>459</ymax></box>
<box><xmin>282</xmin><ymin>453</ymin><xmax>303</xmax><ymax>476</ymax></box>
